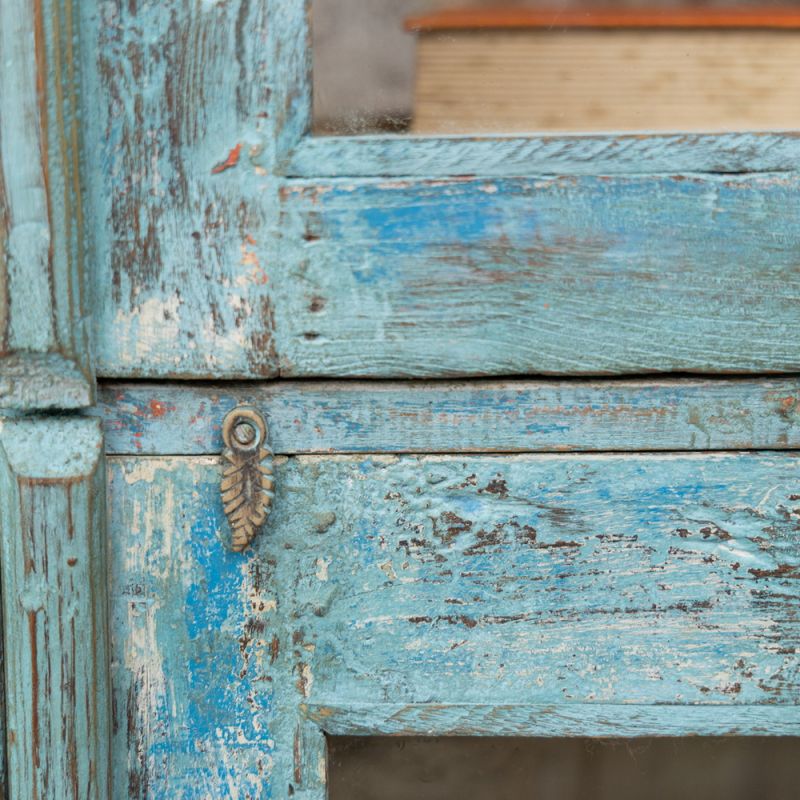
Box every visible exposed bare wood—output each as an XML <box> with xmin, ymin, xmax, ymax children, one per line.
<box><xmin>412</xmin><ymin>30</ymin><xmax>800</xmax><ymax>133</ymax></box>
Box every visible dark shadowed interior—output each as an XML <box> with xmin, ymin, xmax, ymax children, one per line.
<box><xmin>329</xmin><ymin>736</ymin><xmax>800</xmax><ymax>800</ymax></box>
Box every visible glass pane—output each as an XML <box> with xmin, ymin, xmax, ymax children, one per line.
<box><xmin>312</xmin><ymin>1</ymin><xmax>800</xmax><ymax>135</ymax></box>
<box><xmin>328</xmin><ymin>736</ymin><xmax>800</xmax><ymax>800</ymax></box>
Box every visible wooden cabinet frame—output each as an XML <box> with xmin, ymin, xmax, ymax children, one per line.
<box><xmin>1</xmin><ymin>1</ymin><xmax>799</xmax><ymax>797</ymax></box>
<box><xmin>275</xmin><ymin>4</ymin><xmax>800</xmax><ymax>177</ymax></box>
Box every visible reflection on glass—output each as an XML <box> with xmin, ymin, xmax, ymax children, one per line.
<box><xmin>328</xmin><ymin>736</ymin><xmax>800</xmax><ymax>800</ymax></box>
<box><xmin>312</xmin><ymin>1</ymin><xmax>800</xmax><ymax>135</ymax></box>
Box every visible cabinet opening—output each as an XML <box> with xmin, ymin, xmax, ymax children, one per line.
<box><xmin>311</xmin><ymin>2</ymin><xmax>800</xmax><ymax>136</ymax></box>
<box><xmin>328</xmin><ymin>735</ymin><xmax>800</xmax><ymax>799</ymax></box>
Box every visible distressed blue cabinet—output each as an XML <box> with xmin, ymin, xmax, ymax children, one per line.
<box><xmin>1</xmin><ymin>1</ymin><xmax>799</xmax><ymax>798</ymax></box>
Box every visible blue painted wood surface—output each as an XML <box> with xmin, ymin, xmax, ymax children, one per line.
<box><xmin>0</xmin><ymin>0</ymin><xmax>94</xmax><ymax>408</ymax></box>
<box><xmin>90</xmin><ymin>169</ymin><xmax>800</xmax><ymax>378</ymax></box>
<box><xmin>287</xmin><ymin>132</ymin><xmax>800</xmax><ymax>178</ymax></box>
<box><xmin>109</xmin><ymin>453</ymin><xmax>800</xmax><ymax>797</ymax></box>
<box><xmin>107</xmin><ymin>458</ymin><xmax>279</xmax><ymax>799</ymax></box>
<box><xmin>274</xmin><ymin>174</ymin><xmax>800</xmax><ymax>377</ymax></box>
<box><xmin>81</xmin><ymin>0</ymin><xmax>305</xmax><ymax>380</ymax></box>
<box><xmin>283</xmin><ymin>454</ymin><xmax>800</xmax><ymax>705</ymax></box>
<box><xmin>20</xmin><ymin>4</ymin><xmax>797</xmax><ymax>798</ymax></box>
<box><xmin>0</xmin><ymin>417</ymin><xmax>110</xmax><ymax>800</ymax></box>
<box><xmin>306</xmin><ymin>703</ymin><xmax>800</xmax><ymax>738</ymax></box>
<box><xmin>80</xmin><ymin>0</ymin><xmax>800</xmax><ymax>380</ymax></box>
<box><xmin>96</xmin><ymin>378</ymin><xmax>800</xmax><ymax>455</ymax></box>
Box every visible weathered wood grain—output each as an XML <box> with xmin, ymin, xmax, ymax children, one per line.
<box><xmin>82</xmin><ymin>1</ymin><xmax>800</xmax><ymax>380</ymax></box>
<box><xmin>0</xmin><ymin>417</ymin><xmax>110</xmax><ymax>799</ymax></box>
<box><xmin>0</xmin><ymin>568</ymin><xmax>5</xmax><ymax>799</ymax></box>
<box><xmin>306</xmin><ymin>703</ymin><xmax>800</xmax><ymax>738</ymax></box>
<box><xmin>83</xmin><ymin>0</ymin><xmax>290</xmax><ymax>379</ymax></box>
<box><xmin>284</xmin><ymin>454</ymin><xmax>800</xmax><ymax>706</ymax></box>
<box><xmin>275</xmin><ymin>174</ymin><xmax>800</xmax><ymax>377</ymax></box>
<box><xmin>106</xmin><ymin>457</ymin><xmax>279</xmax><ymax>799</ymax></box>
<box><xmin>0</xmin><ymin>0</ymin><xmax>93</xmax><ymax>408</ymax></box>
<box><xmin>91</xmin><ymin>169</ymin><xmax>800</xmax><ymax>379</ymax></box>
<box><xmin>269</xmin><ymin>0</ymin><xmax>311</xmax><ymax>170</ymax></box>
<box><xmin>1</xmin><ymin>354</ymin><xmax>95</xmax><ymax>411</ymax></box>
<box><xmin>110</xmin><ymin>454</ymin><xmax>800</xmax><ymax>797</ymax></box>
<box><xmin>97</xmin><ymin>378</ymin><xmax>800</xmax><ymax>455</ymax></box>
<box><xmin>286</xmin><ymin>133</ymin><xmax>800</xmax><ymax>179</ymax></box>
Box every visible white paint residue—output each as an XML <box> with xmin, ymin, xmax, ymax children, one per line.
<box><xmin>120</xmin><ymin>458</ymin><xmax>167</xmax><ymax>485</ymax></box>
<box><xmin>755</xmin><ymin>484</ymin><xmax>782</xmax><ymax>515</ymax></box>
<box><xmin>315</xmin><ymin>558</ymin><xmax>330</xmax><ymax>581</ymax></box>
<box><xmin>133</xmin><ymin>483</ymin><xmax>177</xmax><ymax>583</ymax></box>
<box><xmin>115</xmin><ymin>295</ymin><xmax>182</xmax><ymax>362</ymax></box>
<box><xmin>124</xmin><ymin>597</ymin><xmax>169</xmax><ymax>754</ymax></box>
<box><xmin>214</xmin><ymin>728</ymin><xmax>243</xmax><ymax>800</ymax></box>
<box><xmin>379</xmin><ymin>560</ymin><xmax>397</xmax><ymax>580</ymax></box>
<box><xmin>299</xmin><ymin>663</ymin><xmax>313</xmax><ymax>698</ymax></box>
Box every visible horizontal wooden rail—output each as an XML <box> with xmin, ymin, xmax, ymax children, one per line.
<box><xmin>304</xmin><ymin>703</ymin><xmax>800</xmax><ymax>737</ymax></box>
<box><xmin>97</xmin><ymin>378</ymin><xmax>800</xmax><ymax>455</ymax></box>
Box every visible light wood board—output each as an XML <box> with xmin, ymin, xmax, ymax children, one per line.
<box><xmin>413</xmin><ymin>30</ymin><xmax>800</xmax><ymax>133</ymax></box>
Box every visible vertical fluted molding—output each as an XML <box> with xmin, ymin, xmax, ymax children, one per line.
<box><xmin>0</xmin><ymin>0</ymin><xmax>94</xmax><ymax>410</ymax></box>
<box><xmin>0</xmin><ymin>417</ymin><xmax>110</xmax><ymax>799</ymax></box>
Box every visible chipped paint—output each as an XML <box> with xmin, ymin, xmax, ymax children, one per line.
<box><xmin>0</xmin><ymin>419</ymin><xmax>110</xmax><ymax>797</ymax></box>
<box><xmin>97</xmin><ymin>378</ymin><xmax>800</xmax><ymax>457</ymax></box>
<box><xmin>0</xmin><ymin>0</ymin><xmax>93</xmax><ymax>409</ymax></box>
<box><xmin>274</xmin><ymin>174</ymin><xmax>800</xmax><ymax>378</ymax></box>
<box><xmin>105</xmin><ymin>453</ymin><xmax>800</xmax><ymax>796</ymax></box>
<box><xmin>211</xmin><ymin>143</ymin><xmax>243</xmax><ymax>175</ymax></box>
<box><xmin>314</xmin><ymin>558</ymin><xmax>330</xmax><ymax>582</ymax></box>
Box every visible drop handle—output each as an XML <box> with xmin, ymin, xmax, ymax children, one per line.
<box><xmin>220</xmin><ymin>406</ymin><xmax>274</xmax><ymax>552</ymax></box>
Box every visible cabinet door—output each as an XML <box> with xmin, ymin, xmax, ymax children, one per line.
<box><xmin>102</xmin><ymin>383</ymin><xmax>800</xmax><ymax>797</ymax></box>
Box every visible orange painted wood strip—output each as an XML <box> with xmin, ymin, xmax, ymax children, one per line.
<box><xmin>406</xmin><ymin>7</ymin><xmax>800</xmax><ymax>32</ymax></box>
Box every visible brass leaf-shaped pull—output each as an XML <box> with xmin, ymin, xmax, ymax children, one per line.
<box><xmin>221</xmin><ymin>406</ymin><xmax>274</xmax><ymax>552</ymax></box>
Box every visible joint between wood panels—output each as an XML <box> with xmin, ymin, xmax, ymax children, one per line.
<box><xmin>301</xmin><ymin>703</ymin><xmax>800</xmax><ymax>738</ymax></box>
<box><xmin>104</xmin><ymin>451</ymin><xmax>800</xmax><ymax>465</ymax></box>
<box><xmin>281</xmin><ymin>165</ymin><xmax>798</xmax><ymax>181</ymax></box>
<box><xmin>280</xmin><ymin>167</ymin><xmax>798</xmax><ymax>182</ymax></box>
